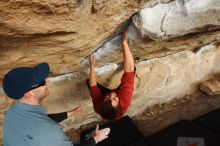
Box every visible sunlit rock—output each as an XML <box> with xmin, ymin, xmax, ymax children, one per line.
<box><xmin>133</xmin><ymin>0</ymin><xmax>220</xmax><ymax>40</ymax></box>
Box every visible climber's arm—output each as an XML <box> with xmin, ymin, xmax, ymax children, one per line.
<box><xmin>89</xmin><ymin>54</ymin><xmax>97</xmax><ymax>86</ymax></box>
<box><xmin>121</xmin><ymin>30</ymin><xmax>134</xmax><ymax>72</ymax></box>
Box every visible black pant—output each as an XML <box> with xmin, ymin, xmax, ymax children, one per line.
<box><xmin>48</xmin><ymin>112</ymin><xmax>67</xmax><ymax>123</ymax></box>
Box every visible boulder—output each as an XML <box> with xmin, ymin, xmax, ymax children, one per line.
<box><xmin>200</xmin><ymin>75</ymin><xmax>220</xmax><ymax>95</ymax></box>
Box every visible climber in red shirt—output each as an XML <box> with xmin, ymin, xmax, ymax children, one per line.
<box><xmin>87</xmin><ymin>30</ymin><xmax>135</xmax><ymax>120</ymax></box>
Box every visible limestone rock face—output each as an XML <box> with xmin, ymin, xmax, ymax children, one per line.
<box><xmin>1</xmin><ymin>0</ymin><xmax>220</xmax><ymax>144</ymax></box>
<box><xmin>2</xmin><ymin>43</ymin><xmax>220</xmax><ymax>132</ymax></box>
<box><xmin>82</xmin><ymin>0</ymin><xmax>220</xmax><ymax>68</ymax></box>
<box><xmin>0</xmin><ymin>0</ymin><xmax>170</xmax><ymax>82</ymax></box>
<box><xmin>133</xmin><ymin>0</ymin><xmax>220</xmax><ymax>40</ymax></box>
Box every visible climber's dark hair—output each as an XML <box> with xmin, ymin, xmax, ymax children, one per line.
<box><xmin>99</xmin><ymin>99</ymin><xmax>119</xmax><ymax>120</ymax></box>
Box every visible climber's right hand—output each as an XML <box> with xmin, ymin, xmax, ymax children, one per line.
<box><xmin>93</xmin><ymin>125</ymin><xmax>110</xmax><ymax>144</ymax></box>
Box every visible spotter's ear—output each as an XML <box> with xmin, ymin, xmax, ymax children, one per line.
<box><xmin>23</xmin><ymin>91</ymin><xmax>33</xmax><ymax>99</ymax></box>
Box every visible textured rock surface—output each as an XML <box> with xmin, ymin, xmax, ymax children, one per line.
<box><xmin>200</xmin><ymin>74</ymin><xmax>220</xmax><ymax>95</ymax></box>
<box><xmin>0</xmin><ymin>0</ymin><xmax>173</xmax><ymax>82</ymax></box>
<box><xmin>1</xmin><ymin>0</ymin><xmax>220</xmax><ymax>145</ymax></box>
<box><xmin>45</xmin><ymin>42</ymin><xmax>220</xmax><ymax>115</ymax></box>
<box><xmin>1</xmin><ymin>0</ymin><xmax>220</xmax><ymax>82</ymax></box>
<box><xmin>1</xmin><ymin>43</ymin><xmax>220</xmax><ymax>132</ymax></box>
<box><xmin>133</xmin><ymin>0</ymin><xmax>220</xmax><ymax>40</ymax></box>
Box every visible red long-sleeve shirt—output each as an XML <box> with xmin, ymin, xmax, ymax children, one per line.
<box><xmin>90</xmin><ymin>72</ymin><xmax>135</xmax><ymax>119</ymax></box>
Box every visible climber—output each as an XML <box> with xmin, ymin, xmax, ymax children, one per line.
<box><xmin>3</xmin><ymin>62</ymin><xmax>110</xmax><ymax>146</ymax></box>
<box><xmin>87</xmin><ymin>30</ymin><xmax>135</xmax><ymax>120</ymax></box>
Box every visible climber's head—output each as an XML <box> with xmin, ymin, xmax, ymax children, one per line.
<box><xmin>100</xmin><ymin>90</ymin><xmax>119</xmax><ymax>120</ymax></box>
